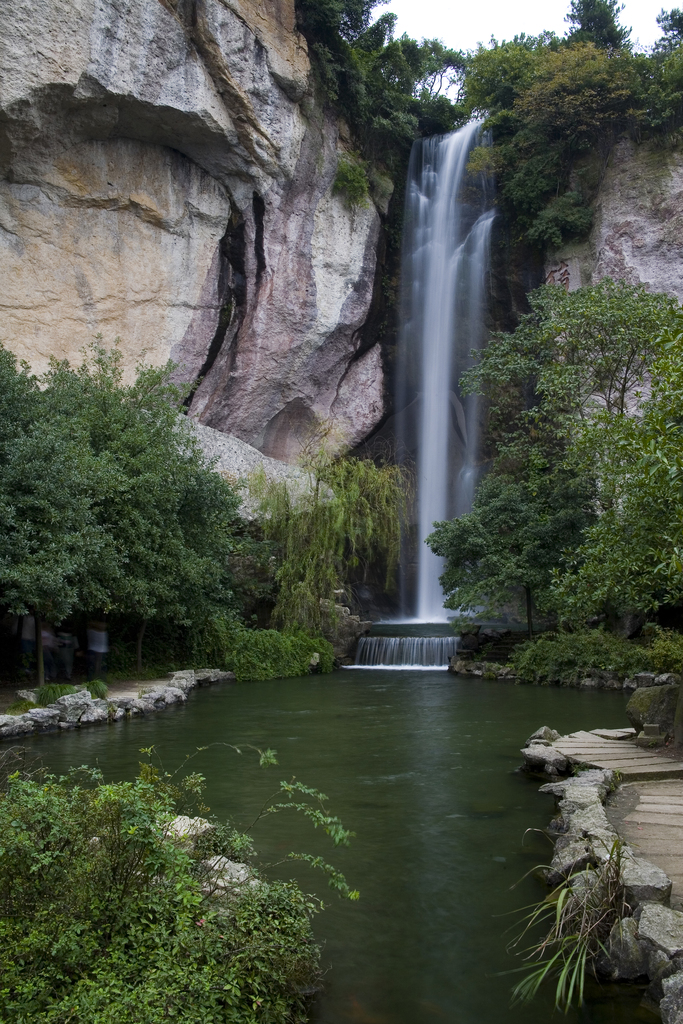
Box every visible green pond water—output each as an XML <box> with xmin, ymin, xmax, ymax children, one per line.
<box><xmin>21</xmin><ymin>669</ymin><xmax>654</xmax><ymax>1024</ymax></box>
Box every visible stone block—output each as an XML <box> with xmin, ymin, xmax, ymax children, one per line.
<box><xmin>599</xmin><ymin>917</ymin><xmax>649</xmax><ymax>980</ymax></box>
<box><xmin>638</xmin><ymin>904</ymin><xmax>683</xmax><ymax>956</ymax></box>
<box><xmin>623</xmin><ymin>856</ymin><xmax>672</xmax><ymax>907</ymax></box>
<box><xmin>521</xmin><ymin>744</ymin><xmax>568</xmax><ymax>773</ymax></box>
<box><xmin>634</xmin><ymin>673</ymin><xmax>658</xmax><ymax>687</ymax></box>
<box><xmin>662</xmin><ymin>970</ymin><xmax>683</xmax><ymax>1024</ymax></box>
<box><xmin>16</xmin><ymin>689</ymin><xmax>37</xmax><ymax>703</ymax></box>
<box><xmin>525</xmin><ymin>726</ymin><xmax>561</xmax><ymax>745</ymax></box>
<box><xmin>26</xmin><ymin>707</ymin><xmax>59</xmax><ymax>728</ymax></box>
<box><xmin>0</xmin><ymin>714</ymin><xmax>34</xmax><ymax>738</ymax></box>
<box><xmin>79</xmin><ymin>706</ymin><xmax>109</xmax><ymax>724</ymax></box>
<box><xmin>627</xmin><ymin>684</ymin><xmax>679</xmax><ymax>737</ymax></box>
<box><xmin>54</xmin><ymin>691</ymin><xmax>95</xmax><ymax>723</ymax></box>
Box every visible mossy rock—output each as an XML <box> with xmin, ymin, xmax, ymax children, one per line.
<box><xmin>626</xmin><ymin>684</ymin><xmax>679</xmax><ymax>737</ymax></box>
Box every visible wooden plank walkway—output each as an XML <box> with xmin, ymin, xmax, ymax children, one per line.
<box><xmin>552</xmin><ymin>729</ymin><xmax>683</xmax><ymax>780</ymax></box>
<box><xmin>607</xmin><ymin>780</ymin><xmax>683</xmax><ymax>911</ymax></box>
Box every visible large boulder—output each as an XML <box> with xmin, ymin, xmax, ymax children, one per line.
<box><xmin>623</xmin><ymin>856</ymin><xmax>672</xmax><ymax>907</ymax></box>
<box><xmin>638</xmin><ymin>904</ymin><xmax>683</xmax><ymax>957</ymax></box>
<box><xmin>599</xmin><ymin>916</ymin><xmax>649</xmax><ymax>980</ymax></box>
<box><xmin>53</xmin><ymin>691</ymin><xmax>96</xmax><ymax>723</ymax></box>
<box><xmin>0</xmin><ymin>714</ymin><xmax>34</xmax><ymax>738</ymax></box>
<box><xmin>626</xmin><ymin>684</ymin><xmax>679</xmax><ymax>737</ymax></box>
<box><xmin>662</xmin><ymin>971</ymin><xmax>683</xmax><ymax>1024</ymax></box>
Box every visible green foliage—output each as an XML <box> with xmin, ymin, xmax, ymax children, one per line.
<box><xmin>87</xmin><ymin>679</ymin><xmax>109</xmax><ymax>699</ymax></box>
<box><xmin>0</xmin><ymin>746</ymin><xmax>357</xmax><ymax>1023</ymax></box>
<box><xmin>565</xmin><ymin>0</ymin><xmax>631</xmax><ymax>49</ymax></box>
<box><xmin>0</xmin><ymin>341</ymin><xmax>246</xmax><ymax>672</ymax></box>
<box><xmin>649</xmin><ymin>628</ymin><xmax>683</xmax><ymax>673</ymax></box>
<box><xmin>428</xmin><ymin>474</ymin><xmax>594</xmax><ymax>626</ymax></box>
<box><xmin>510</xmin><ymin>630</ymin><xmax>651</xmax><ymax>684</ymax></box>
<box><xmin>248</xmin><ymin>441</ymin><xmax>409</xmax><ymax>631</ymax></box>
<box><xmin>458</xmin><ymin>5</ymin><xmax>683</xmax><ymax>249</ymax></box>
<box><xmin>295</xmin><ymin>0</ymin><xmax>463</xmax><ymax>169</ymax></box>
<box><xmin>334</xmin><ymin>154</ymin><xmax>370</xmax><ymax>206</ymax></box>
<box><xmin>36</xmin><ymin>683</ymin><xmax>78</xmax><ymax>705</ymax></box>
<box><xmin>5</xmin><ymin>700</ymin><xmax>37</xmax><ymax>715</ymax></box>
<box><xmin>511</xmin><ymin>840</ymin><xmax>627</xmax><ymax>1010</ymax></box>
<box><xmin>553</xmin><ymin>311</ymin><xmax>683</xmax><ymax>618</ymax></box>
<box><xmin>197</xmin><ymin>617</ymin><xmax>335</xmax><ymax>682</ymax></box>
<box><xmin>430</xmin><ymin>281</ymin><xmax>677</xmax><ymax>626</ymax></box>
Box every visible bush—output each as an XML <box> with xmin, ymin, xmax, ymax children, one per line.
<box><xmin>200</xmin><ymin>619</ymin><xmax>335</xmax><ymax>682</ymax></box>
<box><xmin>5</xmin><ymin>700</ymin><xmax>37</xmax><ymax>715</ymax></box>
<box><xmin>511</xmin><ymin>629</ymin><xmax>652</xmax><ymax>684</ymax></box>
<box><xmin>333</xmin><ymin>155</ymin><xmax>370</xmax><ymax>207</ymax></box>
<box><xmin>36</xmin><ymin>683</ymin><xmax>77</xmax><ymax>705</ymax></box>
<box><xmin>0</xmin><ymin>764</ymin><xmax>321</xmax><ymax>1023</ymax></box>
<box><xmin>649</xmin><ymin>627</ymin><xmax>683</xmax><ymax>674</ymax></box>
<box><xmin>87</xmin><ymin>679</ymin><xmax>108</xmax><ymax>699</ymax></box>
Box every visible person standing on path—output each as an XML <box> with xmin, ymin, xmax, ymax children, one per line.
<box><xmin>56</xmin><ymin>629</ymin><xmax>79</xmax><ymax>681</ymax></box>
<box><xmin>87</xmin><ymin>621</ymin><xmax>109</xmax><ymax>682</ymax></box>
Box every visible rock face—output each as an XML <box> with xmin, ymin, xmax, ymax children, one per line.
<box><xmin>0</xmin><ymin>0</ymin><xmax>385</xmax><ymax>459</ymax></box>
<box><xmin>627</xmin><ymin>684</ymin><xmax>679</xmax><ymax>738</ymax></box>
<box><xmin>545</xmin><ymin>139</ymin><xmax>683</xmax><ymax>300</ymax></box>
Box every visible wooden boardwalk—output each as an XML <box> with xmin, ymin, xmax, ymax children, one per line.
<box><xmin>552</xmin><ymin>729</ymin><xmax>683</xmax><ymax>781</ymax></box>
<box><xmin>607</xmin><ymin>780</ymin><xmax>683</xmax><ymax>911</ymax></box>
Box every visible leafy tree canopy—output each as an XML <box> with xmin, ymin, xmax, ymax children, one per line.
<box><xmin>0</xmin><ymin>342</ymin><xmax>244</xmax><ymax>665</ymax></box>
<box><xmin>428</xmin><ymin>282</ymin><xmax>680</xmax><ymax>627</ymax></box>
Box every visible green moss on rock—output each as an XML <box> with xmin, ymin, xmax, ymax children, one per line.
<box><xmin>626</xmin><ymin>684</ymin><xmax>679</xmax><ymax>736</ymax></box>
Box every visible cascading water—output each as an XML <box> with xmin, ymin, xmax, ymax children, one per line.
<box><xmin>397</xmin><ymin>122</ymin><xmax>494</xmax><ymax>621</ymax></box>
<box><xmin>353</xmin><ymin>636</ymin><xmax>459</xmax><ymax>669</ymax></box>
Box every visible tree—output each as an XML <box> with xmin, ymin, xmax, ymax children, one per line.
<box><xmin>43</xmin><ymin>345</ymin><xmax>244</xmax><ymax>670</ymax></box>
<box><xmin>248</xmin><ymin>437</ymin><xmax>409</xmax><ymax>630</ymax></box>
<box><xmin>0</xmin><ymin>343</ymin><xmax>244</xmax><ymax>677</ymax></box>
<box><xmin>427</xmin><ymin>282</ymin><xmax>680</xmax><ymax>630</ymax></box>
<box><xmin>553</xmin><ymin>311</ymin><xmax>683</xmax><ymax>621</ymax></box>
<box><xmin>656</xmin><ymin>8</ymin><xmax>683</xmax><ymax>51</ymax></box>
<box><xmin>428</xmin><ymin>473</ymin><xmax>594</xmax><ymax>637</ymax></box>
<box><xmin>565</xmin><ymin>0</ymin><xmax>631</xmax><ymax>50</ymax></box>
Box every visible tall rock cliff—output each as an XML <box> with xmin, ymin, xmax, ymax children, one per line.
<box><xmin>545</xmin><ymin>139</ymin><xmax>683</xmax><ymax>301</ymax></box>
<box><xmin>0</xmin><ymin>0</ymin><xmax>385</xmax><ymax>459</ymax></box>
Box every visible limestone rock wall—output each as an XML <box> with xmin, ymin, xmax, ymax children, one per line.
<box><xmin>0</xmin><ymin>0</ymin><xmax>384</xmax><ymax>459</ymax></box>
<box><xmin>545</xmin><ymin>139</ymin><xmax>683</xmax><ymax>300</ymax></box>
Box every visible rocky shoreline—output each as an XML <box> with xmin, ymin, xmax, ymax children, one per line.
<box><xmin>0</xmin><ymin>669</ymin><xmax>234</xmax><ymax>742</ymax></box>
<box><xmin>522</xmin><ymin>725</ymin><xmax>683</xmax><ymax>1018</ymax></box>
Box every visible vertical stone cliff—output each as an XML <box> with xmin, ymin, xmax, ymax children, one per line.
<box><xmin>0</xmin><ymin>0</ymin><xmax>385</xmax><ymax>458</ymax></box>
<box><xmin>545</xmin><ymin>139</ymin><xmax>683</xmax><ymax>301</ymax></box>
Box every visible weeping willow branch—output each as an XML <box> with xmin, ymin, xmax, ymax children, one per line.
<box><xmin>248</xmin><ymin>438</ymin><xmax>411</xmax><ymax>630</ymax></box>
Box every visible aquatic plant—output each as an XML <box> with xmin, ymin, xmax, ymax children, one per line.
<box><xmin>510</xmin><ymin>839</ymin><xmax>627</xmax><ymax>1010</ymax></box>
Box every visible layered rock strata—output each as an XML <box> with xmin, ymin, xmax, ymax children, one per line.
<box><xmin>1</xmin><ymin>0</ymin><xmax>385</xmax><ymax>458</ymax></box>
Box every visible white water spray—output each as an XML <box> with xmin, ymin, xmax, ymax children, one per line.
<box><xmin>397</xmin><ymin>123</ymin><xmax>494</xmax><ymax>621</ymax></box>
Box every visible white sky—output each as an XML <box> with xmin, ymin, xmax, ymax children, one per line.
<box><xmin>382</xmin><ymin>0</ymin><xmax>665</xmax><ymax>51</ymax></box>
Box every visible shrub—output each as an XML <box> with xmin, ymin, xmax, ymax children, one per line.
<box><xmin>201</xmin><ymin>619</ymin><xmax>335</xmax><ymax>682</ymax></box>
<box><xmin>35</xmin><ymin>682</ymin><xmax>77</xmax><ymax>705</ymax></box>
<box><xmin>649</xmin><ymin>627</ymin><xmax>683</xmax><ymax>674</ymax></box>
<box><xmin>511</xmin><ymin>629</ymin><xmax>651</xmax><ymax>684</ymax></box>
<box><xmin>0</xmin><ymin>764</ymin><xmax>322</xmax><ymax>1023</ymax></box>
<box><xmin>87</xmin><ymin>678</ymin><xmax>108</xmax><ymax>699</ymax></box>
<box><xmin>333</xmin><ymin>155</ymin><xmax>370</xmax><ymax>207</ymax></box>
<box><xmin>5</xmin><ymin>700</ymin><xmax>37</xmax><ymax>715</ymax></box>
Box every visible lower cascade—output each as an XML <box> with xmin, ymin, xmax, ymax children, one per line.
<box><xmin>353</xmin><ymin>636</ymin><xmax>458</xmax><ymax>669</ymax></box>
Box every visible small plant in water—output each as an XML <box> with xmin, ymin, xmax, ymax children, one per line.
<box><xmin>510</xmin><ymin>838</ymin><xmax>628</xmax><ymax>1010</ymax></box>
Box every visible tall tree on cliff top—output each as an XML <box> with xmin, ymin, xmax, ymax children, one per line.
<box><xmin>565</xmin><ymin>0</ymin><xmax>631</xmax><ymax>49</ymax></box>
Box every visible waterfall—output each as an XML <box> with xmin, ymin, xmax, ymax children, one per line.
<box><xmin>353</xmin><ymin>636</ymin><xmax>459</xmax><ymax>669</ymax></box>
<box><xmin>397</xmin><ymin>123</ymin><xmax>494</xmax><ymax>622</ymax></box>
